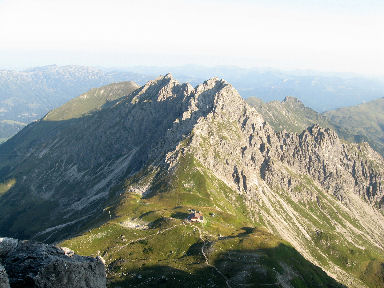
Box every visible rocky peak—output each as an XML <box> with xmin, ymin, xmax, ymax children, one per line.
<box><xmin>191</xmin><ymin>77</ymin><xmax>250</xmax><ymax>124</ymax></box>
<box><xmin>129</xmin><ymin>73</ymin><xmax>184</xmax><ymax>103</ymax></box>
<box><xmin>125</xmin><ymin>75</ymin><xmax>240</xmax><ymax>119</ymax></box>
<box><xmin>282</xmin><ymin>96</ymin><xmax>300</xmax><ymax>103</ymax></box>
<box><xmin>162</xmin><ymin>72</ymin><xmax>173</xmax><ymax>80</ymax></box>
<box><xmin>282</xmin><ymin>96</ymin><xmax>306</xmax><ymax>108</ymax></box>
<box><xmin>195</xmin><ymin>77</ymin><xmax>225</xmax><ymax>92</ymax></box>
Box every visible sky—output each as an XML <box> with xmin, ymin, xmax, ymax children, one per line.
<box><xmin>0</xmin><ymin>0</ymin><xmax>383</xmax><ymax>76</ymax></box>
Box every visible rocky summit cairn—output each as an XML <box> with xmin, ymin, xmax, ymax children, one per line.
<box><xmin>0</xmin><ymin>237</ymin><xmax>106</xmax><ymax>288</ymax></box>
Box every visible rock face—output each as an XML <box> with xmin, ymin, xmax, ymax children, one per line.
<box><xmin>0</xmin><ymin>237</ymin><xmax>106</xmax><ymax>288</ymax></box>
<box><xmin>178</xmin><ymin>79</ymin><xmax>384</xmax><ymax>208</ymax></box>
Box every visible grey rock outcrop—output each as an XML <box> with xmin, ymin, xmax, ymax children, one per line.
<box><xmin>0</xmin><ymin>237</ymin><xmax>106</xmax><ymax>288</ymax></box>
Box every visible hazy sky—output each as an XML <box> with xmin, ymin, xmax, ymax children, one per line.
<box><xmin>0</xmin><ymin>0</ymin><xmax>383</xmax><ymax>75</ymax></box>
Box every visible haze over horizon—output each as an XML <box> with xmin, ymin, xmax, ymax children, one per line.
<box><xmin>0</xmin><ymin>0</ymin><xmax>383</xmax><ymax>77</ymax></box>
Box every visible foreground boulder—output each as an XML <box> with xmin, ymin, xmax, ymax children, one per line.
<box><xmin>0</xmin><ymin>237</ymin><xmax>106</xmax><ymax>288</ymax></box>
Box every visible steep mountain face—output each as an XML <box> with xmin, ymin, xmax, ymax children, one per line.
<box><xmin>0</xmin><ymin>65</ymin><xmax>150</xmax><ymax>140</ymax></box>
<box><xmin>1</xmin><ymin>75</ymin><xmax>384</xmax><ymax>287</ymax></box>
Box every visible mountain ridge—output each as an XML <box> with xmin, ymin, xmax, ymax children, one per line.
<box><xmin>1</xmin><ymin>75</ymin><xmax>384</xmax><ymax>287</ymax></box>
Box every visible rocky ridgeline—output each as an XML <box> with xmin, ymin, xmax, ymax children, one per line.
<box><xmin>170</xmin><ymin>77</ymin><xmax>384</xmax><ymax>208</ymax></box>
<box><xmin>0</xmin><ymin>237</ymin><xmax>106</xmax><ymax>288</ymax></box>
<box><xmin>2</xmin><ymin>75</ymin><xmax>384</xmax><ymax>286</ymax></box>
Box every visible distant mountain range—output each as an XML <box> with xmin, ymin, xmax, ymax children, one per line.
<box><xmin>1</xmin><ymin>75</ymin><xmax>384</xmax><ymax>287</ymax></box>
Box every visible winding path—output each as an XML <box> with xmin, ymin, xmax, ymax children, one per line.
<box><xmin>194</xmin><ymin>225</ymin><xmax>232</xmax><ymax>288</ymax></box>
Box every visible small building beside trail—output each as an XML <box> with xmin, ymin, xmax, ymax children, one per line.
<box><xmin>188</xmin><ymin>211</ymin><xmax>204</xmax><ymax>223</ymax></box>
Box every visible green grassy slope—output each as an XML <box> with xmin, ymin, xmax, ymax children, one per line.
<box><xmin>325</xmin><ymin>98</ymin><xmax>384</xmax><ymax>156</ymax></box>
<box><xmin>62</xmin><ymin>155</ymin><xmax>343</xmax><ymax>287</ymax></box>
<box><xmin>45</xmin><ymin>81</ymin><xmax>138</xmax><ymax>121</ymax></box>
<box><xmin>246</xmin><ymin>96</ymin><xmax>333</xmax><ymax>134</ymax></box>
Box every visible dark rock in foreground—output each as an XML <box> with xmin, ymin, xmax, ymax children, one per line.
<box><xmin>0</xmin><ymin>237</ymin><xmax>106</xmax><ymax>288</ymax></box>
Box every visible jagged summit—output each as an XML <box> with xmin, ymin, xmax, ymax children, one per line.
<box><xmin>163</xmin><ymin>72</ymin><xmax>173</xmax><ymax>79</ymax></box>
<box><xmin>152</xmin><ymin>73</ymin><xmax>177</xmax><ymax>83</ymax></box>
<box><xmin>127</xmin><ymin>74</ymin><xmax>240</xmax><ymax>117</ymax></box>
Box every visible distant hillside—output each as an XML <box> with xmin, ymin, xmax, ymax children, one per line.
<box><xmin>45</xmin><ymin>81</ymin><xmax>139</xmax><ymax>121</ymax></box>
<box><xmin>0</xmin><ymin>65</ymin><xmax>150</xmax><ymax>140</ymax></box>
<box><xmin>325</xmin><ymin>97</ymin><xmax>384</xmax><ymax>156</ymax></box>
<box><xmin>246</xmin><ymin>96</ymin><xmax>332</xmax><ymax>133</ymax></box>
<box><xmin>246</xmin><ymin>96</ymin><xmax>382</xmax><ymax>156</ymax></box>
<box><xmin>0</xmin><ymin>120</ymin><xmax>26</xmax><ymax>143</ymax></box>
